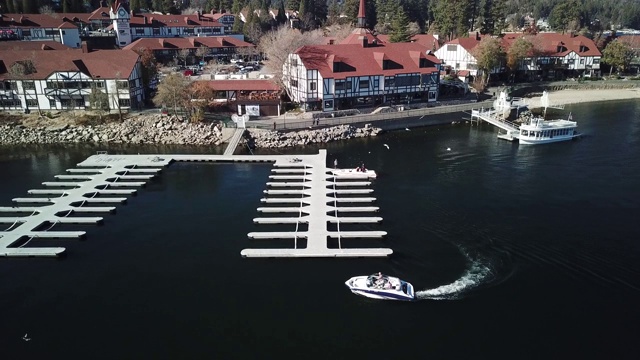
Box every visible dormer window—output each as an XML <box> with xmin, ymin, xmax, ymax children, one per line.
<box><xmin>580</xmin><ymin>45</ymin><xmax>589</xmax><ymax>52</ymax></box>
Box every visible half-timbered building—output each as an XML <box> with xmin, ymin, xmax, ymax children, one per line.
<box><xmin>123</xmin><ymin>36</ymin><xmax>255</xmax><ymax>63</ymax></box>
<box><xmin>283</xmin><ymin>41</ymin><xmax>440</xmax><ymax>112</ymax></box>
<box><xmin>283</xmin><ymin>0</ymin><xmax>440</xmax><ymax>112</ymax></box>
<box><xmin>0</xmin><ymin>48</ymin><xmax>143</xmax><ymax>111</ymax></box>
<box><xmin>502</xmin><ymin>32</ymin><xmax>602</xmax><ymax>80</ymax></box>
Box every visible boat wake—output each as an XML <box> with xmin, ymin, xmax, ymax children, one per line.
<box><xmin>415</xmin><ymin>252</ymin><xmax>497</xmax><ymax>301</ymax></box>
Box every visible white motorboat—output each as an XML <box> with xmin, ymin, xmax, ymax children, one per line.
<box><xmin>345</xmin><ymin>273</ymin><xmax>415</xmax><ymax>301</ymax></box>
<box><xmin>330</xmin><ymin>168</ymin><xmax>377</xmax><ymax>179</ymax></box>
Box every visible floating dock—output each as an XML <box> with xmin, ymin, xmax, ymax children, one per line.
<box><xmin>1</xmin><ymin>150</ymin><xmax>391</xmax><ymax>258</ymax></box>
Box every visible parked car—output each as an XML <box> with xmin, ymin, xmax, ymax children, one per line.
<box><xmin>240</xmin><ymin>66</ymin><xmax>255</xmax><ymax>73</ymax></box>
<box><xmin>183</xmin><ymin>69</ymin><xmax>194</xmax><ymax>76</ymax></box>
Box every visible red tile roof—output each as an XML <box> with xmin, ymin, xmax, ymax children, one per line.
<box><xmin>123</xmin><ymin>36</ymin><xmax>254</xmax><ymax>51</ymax></box>
<box><xmin>0</xmin><ymin>41</ymin><xmax>72</xmax><ymax>51</ymax></box>
<box><xmin>376</xmin><ymin>34</ymin><xmax>441</xmax><ymax>50</ymax></box>
<box><xmin>340</xmin><ymin>28</ymin><xmax>381</xmax><ymax>46</ymax></box>
<box><xmin>615</xmin><ymin>35</ymin><xmax>640</xmax><ymax>50</ymax></box>
<box><xmin>0</xmin><ymin>13</ymin><xmax>85</xmax><ymax>29</ymax></box>
<box><xmin>204</xmin><ymin>80</ymin><xmax>280</xmax><ymax>91</ymax></box>
<box><xmin>0</xmin><ymin>49</ymin><xmax>139</xmax><ymax>81</ymax></box>
<box><xmin>501</xmin><ymin>32</ymin><xmax>602</xmax><ymax>57</ymax></box>
<box><xmin>294</xmin><ymin>42</ymin><xmax>441</xmax><ymax>79</ymax></box>
<box><xmin>129</xmin><ymin>13</ymin><xmax>222</xmax><ymax>28</ymax></box>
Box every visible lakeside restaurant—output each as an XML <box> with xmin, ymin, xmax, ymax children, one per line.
<box><xmin>204</xmin><ymin>79</ymin><xmax>282</xmax><ymax>117</ymax></box>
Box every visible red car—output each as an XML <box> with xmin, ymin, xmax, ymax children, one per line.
<box><xmin>183</xmin><ymin>69</ymin><xmax>194</xmax><ymax>76</ymax></box>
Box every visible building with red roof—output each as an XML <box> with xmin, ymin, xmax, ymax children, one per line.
<box><xmin>436</xmin><ymin>32</ymin><xmax>602</xmax><ymax>82</ymax></box>
<box><xmin>200</xmin><ymin>79</ymin><xmax>282</xmax><ymax>116</ymax></box>
<box><xmin>123</xmin><ymin>36</ymin><xmax>255</xmax><ymax>64</ymax></box>
<box><xmin>283</xmin><ymin>0</ymin><xmax>440</xmax><ymax>112</ymax></box>
<box><xmin>0</xmin><ymin>48</ymin><xmax>143</xmax><ymax>111</ymax></box>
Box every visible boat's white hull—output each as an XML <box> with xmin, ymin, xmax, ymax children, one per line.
<box><xmin>345</xmin><ymin>275</ymin><xmax>415</xmax><ymax>301</ymax></box>
<box><xmin>519</xmin><ymin>134</ymin><xmax>580</xmax><ymax>145</ymax></box>
<box><xmin>330</xmin><ymin>169</ymin><xmax>377</xmax><ymax>179</ymax></box>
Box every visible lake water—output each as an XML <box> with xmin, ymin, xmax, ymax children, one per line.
<box><xmin>1</xmin><ymin>100</ymin><xmax>639</xmax><ymax>359</ymax></box>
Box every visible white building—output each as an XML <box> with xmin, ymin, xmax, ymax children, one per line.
<box><xmin>0</xmin><ymin>48</ymin><xmax>144</xmax><ymax>111</ymax></box>
<box><xmin>283</xmin><ymin>40</ymin><xmax>441</xmax><ymax>112</ymax></box>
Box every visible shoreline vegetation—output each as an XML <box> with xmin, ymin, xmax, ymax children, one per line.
<box><xmin>0</xmin><ymin>87</ymin><xmax>638</xmax><ymax>147</ymax></box>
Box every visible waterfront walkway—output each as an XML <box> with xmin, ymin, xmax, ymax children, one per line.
<box><xmin>1</xmin><ymin>150</ymin><xmax>390</xmax><ymax>258</ymax></box>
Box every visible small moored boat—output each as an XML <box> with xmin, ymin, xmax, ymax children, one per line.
<box><xmin>345</xmin><ymin>273</ymin><xmax>415</xmax><ymax>301</ymax></box>
<box><xmin>330</xmin><ymin>168</ymin><xmax>377</xmax><ymax>179</ymax></box>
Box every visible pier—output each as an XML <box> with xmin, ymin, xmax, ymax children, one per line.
<box><xmin>1</xmin><ymin>150</ymin><xmax>391</xmax><ymax>258</ymax></box>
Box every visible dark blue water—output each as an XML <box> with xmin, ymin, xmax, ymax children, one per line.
<box><xmin>1</xmin><ymin>100</ymin><xmax>639</xmax><ymax>359</ymax></box>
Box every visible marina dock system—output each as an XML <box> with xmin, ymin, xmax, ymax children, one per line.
<box><xmin>1</xmin><ymin>150</ymin><xmax>391</xmax><ymax>258</ymax></box>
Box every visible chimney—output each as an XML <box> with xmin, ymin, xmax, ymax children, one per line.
<box><xmin>476</xmin><ymin>32</ymin><xmax>480</xmax><ymax>40</ymax></box>
<box><xmin>81</xmin><ymin>41</ymin><xmax>89</xmax><ymax>53</ymax></box>
<box><xmin>144</xmin><ymin>16</ymin><xmax>148</xmax><ymax>25</ymax></box>
<box><xmin>361</xmin><ymin>36</ymin><xmax>368</xmax><ymax>48</ymax></box>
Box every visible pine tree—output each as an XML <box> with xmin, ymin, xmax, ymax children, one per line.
<box><xmin>128</xmin><ymin>0</ymin><xmax>140</xmax><ymax>12</ymax></box>
<box><xmin>276</xmin><ymin>1</ymin><xmax>287</xmax><ymax>24</ymax></box>
<box><xmin>231</xmin><ymin>0</ymin><xmax>243</xmax><ymax>15</ymax></box>
<box><xmin>298</xmin><ymin>0</ymin><xmax>306</xmax><ymax>17</ymax></box>
<box><xmin>389</xmin><ymin>8</ymin><xmax>411</xmax><ymax>42</ymax></box>
<box><xmin>22</xmin><ymin>0</ymin><xmax>35</xmax><ymax>13</ymax></box>
<box><xmin>62</xmin><ymin>0</ymin><xmax>71</xmax><ymax>12</ymax></box>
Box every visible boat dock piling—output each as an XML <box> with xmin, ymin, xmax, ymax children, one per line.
<box><xmin>1</xmin><ymin>150</ymin><xmax>391</xmax><ymax>258</ymax></box>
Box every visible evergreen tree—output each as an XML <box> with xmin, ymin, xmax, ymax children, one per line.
<box><xmin>219</xmin><ymin>0</ymin><xmax>232</xmax><ymax>12</ymax></box>
<box><xmin>130</xmin><ymin>0</ymin><xmax>141</xmax><ymax>12</ymax></box>
<box><xmin>389</xmin><ymin>7</ymin><xmax>411</xmax><ymax>42</ymax></box>
<box><xmin>22</xmin><ymin>0</ymin><xmax>35</xmax><ymax>13</ymax></box>
<box><xmin>231</xmin><ymin>0</ymin><xmax>243</xmax><ymax>14</ymax></box>
<box><xmin>326</xmin><ymin>0</ymin><xmax>340</xmax><ymax>24</ymax></box>
<box><xmin>276</xmin><ymin>0</ymin><xmax>287</xmax><ymax>24</ymax></box>
<box><xmin>298</xmin><ymin>0</ymin><xmax>306</xmax><ymax>17</ymax></box>
<box><xmin>286</xmin><ymin>0</ymin><xmax>300</xmax><ymax>11</ymax></box>
<box><xmin>62</xmin><ymin>0</ymin><xmax>71</xmax><ymax>12</ymax></box>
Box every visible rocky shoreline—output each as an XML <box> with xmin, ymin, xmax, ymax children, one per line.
<box><xmin>245</xmin><ymin>123</ymin><xmax>382</xmax><ymax>148</ymax></box>
<box><xmin>0</xmin><ymin>113</ymin><xmax>382</xmax><ymax>147</ymax></box>
<box><xmin>0</xmin><ymin>114</ymin><xmax>226</xmax><ymax>146</ymax></box>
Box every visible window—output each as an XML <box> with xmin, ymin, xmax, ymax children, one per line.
<box><xmin>167</xmin><ymin>28</ymin><xmax>172</xmax><ymax>34</ymax></box>
<box><xmin>0</xmin><ymin>99</ymin><xmax>20</xmax><ymax>107</ymax></box>
<box><xmin>135</xmin><ymin>28</ymin><xmax>145</xmax><ymax>34</ymax></box>
<box><xmin>49</xmin><ymin>99</ymin><xmax>56</xmax><ymax>108</ymax></box>
<box><xmin>153</xmin><ymin>28</ymin><xmax>160</xmax><ymax>35</ymax></box>
<box><xmin>359</xmin><ymin>79</ymin><xmax>369</xmax><ymax>89</ymax></box>
<box><xmin>61</xmin><ymin>99</ymin><xmax>72</xmax><ymax>108</ymax></box>
<box><xmin>95</xmin><ymin>81</ymin><xmax>104</xmax><ymax>88</ymax></box>
<box><xmin>117</xmin><ymin>80</ymin><xmax>129</xmax><ymax>89</ymax></box>
<box><xmin>335</xmin><ymin>80</ymin><xmax>345</xmax><ymax>91</ymax></box>
<box><xmin>61</xmin><ymin>30</ymin><xmax>66</xmax><ymax>35</ymax></box>
<box><xmin>184</xmin><ymin>28</ymin><xmax>194</xmax><ymax>34</ymax></box>
<box><xmin>76</xmin><ymin>98</ymin><xmax>85</xmax><ymax>107</ymax></box>
<box><xmin>324</xmin><ymin>100</ymin><xmax>333</xmax><ymax>109</ymax></box>
<box><xmin>291</xmin><ymin>58</ymin><xmax>298</xmax><ymax>67</ymax></box>
<box><xmin>593</xmin><ymin>58</ymin><xmax>600</xmax><ymax>64</ymax></box>
<box><xmin>22</xmin><ymin>81</ymin><xmax>35</xmax><ymax>90</ymax></box>
<box><xmin>309</xmin><ymin>82</ymin><xmax>316</xmax><ymax>91</ymax></box>
<box><xmin>45</xmin><ymin>29</ymin><xmax>57</xmax><ymax>36</ymax></box>
<box><xmin>26</xmin><ymin>99</ymin><xmax>38</xmax><ymax>107</ymax></box>
<box><xmin>428</xmin><ymin>91</ymin><xmax>437</xmax><ymax>100</ymax></box>
<box><xmin>22</xmin><ymin>29</ymin><xmax>31</xmax><ymax>36</ymax></box>
<box><xmin>118</xmin><ymin>98</ymin><xmax>131</xmax><ymax>107</ymax></box>
<box><xmin>447</xmin><ymin>44</ymin><xmax>457</xmax><ymax>51</ymax></box>
<box><xmin>580</xmin><ymin>59</ymin><xmax>585</xmax><ymax>64</ymax></box>
<box><xmin>290</xmin><ymin>79</ymin><xmax>298</xmax><ymax>88</ymax></box>
<box><xmin>385</xmin><ymin>77</ymin><xmax>395</xmax><ymax>88</ymax></box>
<box><xmin>568</xmin><ymin>59</ymin><xmax>575</xmax><ymax>64</ymax></box>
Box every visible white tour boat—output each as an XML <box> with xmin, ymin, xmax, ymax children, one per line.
<box><xmin>345</xmin><ymin>273</ymin><xmax>415</xmax><ymax>301</ymax></box>
<box><xmin>517</xmin><ymin>114</ymin><xmax>579</xmax><ymax>145</ymax></box>
<box><xmin>330</xmin><ymin>168</ymin><xmax>377</xmax><ymax>179</ymax></box>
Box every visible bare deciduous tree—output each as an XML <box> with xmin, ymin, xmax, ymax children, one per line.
<box><xmin>153</xmin><ymin>73</ymin><xmax>189</xmax><ymax>116</ymax></box>
<box><xmin>195</xmin><ymin>46</ymin><xmax>209</xmax><ymax>62</ymax></box>
<box><xmin>258</xmin><ymin>25</ymin><xmax>325</xmax><ymax>88</ymax></box>
<box><xmin>177</xmin><ymin>48</ymin><xmax>191</xmax><ymax>67</ymax></box>
<box><xmin>324</xmin><ymin>24</ymin><xmax>356</xmax><ymax>43</ymax></box>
